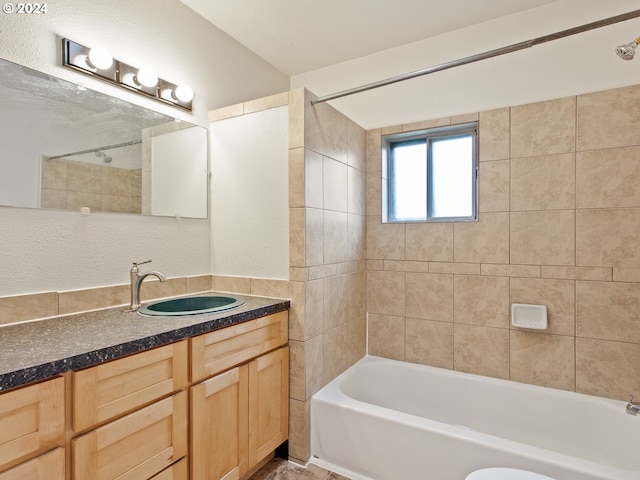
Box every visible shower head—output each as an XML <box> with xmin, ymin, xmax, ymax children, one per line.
<box><xmin>95</xmin><ymin>151</ymin><xmax>113</xmax><ymax>163</ymax></box>
<box><xmin>616</xmin><ymin>37</ymin><xmax>640</xmax><ymax>60</ymax></box>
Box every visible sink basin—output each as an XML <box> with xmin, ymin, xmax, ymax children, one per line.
<box><xmin>138</xmin><ymin>295</ymin><xmax>246</xmax><ymax>316</ymax></box>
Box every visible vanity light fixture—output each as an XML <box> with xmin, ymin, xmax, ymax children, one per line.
<box><xmin>62</xmin><ymin>38</ymin><xmax>193</xmax><ymax>111</ymax></box>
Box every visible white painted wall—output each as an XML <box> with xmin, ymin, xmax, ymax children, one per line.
<box><xmin>210</xmin><ymin>107</ymin><xmax>289</xmax><ymax>280</ymax></box>
<box><xmin>292</xmin><ymin>0</ymin><xmax>640</xmax><ymax>129</ymax></box>
<box><xmin>0</xmin><ymin>0</ymin><xmax>288</xmax><ymax>295</ymax></box>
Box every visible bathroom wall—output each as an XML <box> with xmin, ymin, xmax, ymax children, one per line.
<box><xmin>366</xmin><ymin>82</ymin><xmax>640</xmax><ymax>402</ymax></box>
<box><xmin>208</xmin><ymin>89</ymin><xmax>368</xmax><ymax>462</ymax></box>
<box><xmin>0</xmin><ymin>0</ymin><xmax>288</xmax><ymax>296</ymax></box>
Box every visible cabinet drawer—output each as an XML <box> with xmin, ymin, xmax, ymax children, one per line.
<box><xmin>150</xmin><ymin>458</ymin><xmax>187</xmax><ymax>480</ymax></box>
<box><xmin>72</xmin><ymin>391</ymin><xmax>187</xmax><ymax>480</ymax></box>
<box><xmin>73</xmin><ymin>340</ymin><xmax>188</xmax><ymax>432</ymax></box>
<box><xmin>0</xmin><ymin>448</ymin><xmax>64</xmax><ymax>480</ymax></box>
<box><xmin>0</xmin><ymin>377</ymin><xmax>64</xmax><ymax>470</ymax></box>
<box><xmin>191</xmin><ymin>311</ymin><xmax>288</xmax><ymax>382</ymax></box>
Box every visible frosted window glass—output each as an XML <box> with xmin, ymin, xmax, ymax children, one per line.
<box><xmin>430</xmin><ymin>135</ymin><xmax>473</xmax><ymax>218</ymax></box>
<box><xmin>390</xmin><ymin>142</ymin><xmax>426</xmax><ymax>221</ymax></box>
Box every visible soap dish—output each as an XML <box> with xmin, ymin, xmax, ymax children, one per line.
<box><xmin>511</xmin><ymin>303</ymin><xmax>547</xmax><ymax>330</ymax></box>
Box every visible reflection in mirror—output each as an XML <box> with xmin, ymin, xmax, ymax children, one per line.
<box><xmin>0</xmin><ymin>58</ymin><xmax>208</xmax><ymax>218</ymax></box>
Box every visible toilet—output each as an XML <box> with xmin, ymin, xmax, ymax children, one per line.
<box><xmin>465</xmin><ymin>467</ymin><xmax>557</xmax><ymax>479</ymax></box>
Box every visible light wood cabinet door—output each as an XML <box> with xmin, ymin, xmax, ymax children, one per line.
<box><xmin>150</xmin><ymin>458</ymin><xmax>187</xmax><ymax>480</ymax></box>
<box><xmin>190</xmin><ymin>365</ymin><xmax>248</xmax><ymax>480</ymax></box>
<box><xmin>0</xmin><ymin>377</ymin><xmax>64</xmax><ymax>470</ymax></box>
<box><xmin>72</xmin><ymin>391</ymin><xmax>187</xmax><ymax>480</ymax></box>
<box><xmin>248</xmin><ymin>346</ymin><xmax>289</xmax><ymax>467</ymax></box>
<box><xmin>191</xmin><ymin>311</ymin><xmax>288</xmax><ymax>382</ymax></box>
<box><xmin>73</xmin><ymin>341</ymin><xmax>188</xmax><ymax>432</ymax></box>
<box><xmin>0</xmin><ymin>447</ymin><xmax>64</xmax><ymax>480</ymax></box>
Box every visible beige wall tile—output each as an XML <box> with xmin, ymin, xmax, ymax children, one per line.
<box><xmin>41</xmin><ymin>189</ymin><xmax>67</xmax><ymax>209</ymax></box>
<box><xmin>614</xmin><ymin>268</ymin><xmax>640</xmax><ymax>283</ymax></box>
<box><xmin>511</xmin><ymin>153</ymin><xmax>575</xmax><ymax>211</ymax></box>
<box><xmin>577</xmin><ymin>84</ymin><xmax>640</xmax><ymax>151</ymax></box>
<box><xmin>481</xmin><ymin>264</ymin><xmax>540</xmax><ymax>278</ymax></box>
<box><xmin>576</xmin><ymin>338</ymin><xmax>640</xmax><ymax>400</ymax></box>
<box><xmin>211</xmin><ymin>275</ymin><xmax>251</xmax><ymax>294</ymax></box>
<box><xmin>406</xmin><ymin>223</ymin><xmax>453</xmax><ymax>262</ymax></box>
<box><xmin>576</xmin><ymin>208</ymin><xmax>640</xmax><ymax>268</ymax></box>
<box><xmin>323</xmin><ymin>275</ymin><xmax>348</xmax><ymax>331</ymax></box>
<box><xmin>367</xmin><ymin>314</ymin><xmax>405</xmax><ymax>360</ymax></box>
<box><xmin>306</xmin><ymin>208</ymin><xmax>324</xmax><ymax>266</ymax></box>
<box><xmin>288</xmin><ymin>281</ymin><xmax>305</xmax><ymax>342</ymax></box>
<box><xmin>577</xmin><ymin>146</ymin><xmax>640</xmax><ymax>208</ymax></box>
<box><xmin>347</xmin><ymin>119</ymin><xmax>366</xmax><ymax>170</ymax></box>
<box><xmin>511</xmin><ymin>96</ymin><xmax>576</xmax><ymax>158</ymax></box>
<box><xmin>541</xmin><ymin>266</ymin><xmax>612</xmax><ymax>282</ymax></box>
<box><xmin>429</xmin><ymin>262</ymin><xmax>480</xmax><ymax>275</ymax></box>
<box><xmin>510</xmin><ymin>277</ymin><xmax>575</xmax><ymax>336</ymax></box>
<box><xmin>308</xmin><ymin>264</ymin><xmax>338</xmax><ymax>280</ymax></box>
<box><xmin>402</xmin><ymin>117</ymin><xmax>450</xmax><ymax>132</ymax></box>
<box><xmin>323</xmin><ymin>324</ymin><xmax>349</xmax><ymax>383</ymax></box>
<box><xmin>305</xmin><ymin>334</ymin><xmax>325</xmax><ymax>398</ymax></box>
<box><xmin>348</xmin><ymin>315</ymin><xmax>367</xmax><ymax>366</ymax></box>
<box><xmin>324</xmin><ymin>211</ymin><xmax>349</xmax><ymax>264</ymax></box>
<box><xmin>243</xmin><ymin>91</ymin><xmax>288</xmax><ymax>114</ymax></box>
<box><xmin>453</xmin><ymin>324</ymin><xmax>509</xmax><ymax>379</ymax></box>
<box><xmin>366</xmin><ymin>171</ymin><xmax>382</xmax><ymax>216</ymax></box>
<box><xmin>366</xmin><ymin>129</ymin><xmax>382</xmax><ymax>173</ymax></box>
<box><xmin>367</xmin><ymin>259</ymin><xmax>384</xmax><ymax>270</ymax></box>
<box><xmin>102</xmin><ymin>167</ymin><xmax>131</xmax><ymax>196</ymax></box>
<box><xmin>289</xmin><ymin>340</ymin><xmax>306</xmax><ymax>401</ymax></box>
<box><xmin>41</xmin><ymin>158</ymin><xmax>67</xmax><ymax>190</ymax></box>
<box><xmin>67</xmin><ymin>191</ymin><xmax>102</xmax><ymax>212</ymax></box>
<box><xmin>479</xmin><ymin>108</ymin><xmax>510</xmax><ymax>161</ymax></box>
<box><xmin>348</xmin><ymin>166</ymin><xmax>365</xmax><ymax>215</ymax></box>
<box><xmin>510</xmin><ymin>331</ymin><xmax>575</xmax><ymax>391</ymax></box>
<box><xmin>454</xmin><ymin>275</ymin><xmax>510</xmax><ymax>328</ymax></box>
<box><xmin>250</xmin><ymin>278</ymin><xmax>289</xmax><ymax>298</ymax></box>
<box><xmin>384</xmin><ymin>261</ymin><xmax>430</xmax><ymax>273</ymax></box>
<box><xmin>304</xmin><ymin>90</ymin><xmax>324</xmax><ymax>154</ymax></box>
<box><xmin>288</xmin><ymin>89</ymin><xmax>305</xmax><ymax>149</ymax></box>
<box><xmin>304</xmin><ymin>149</ymin><xmax>323</xmax><ymax>209</ymax></box>
<box><xmin>454</xmin><ymin>212</ymin><xmax>509</xmax><ymax>264</ymax></box>
<box><xmin>0</xmin><ymin>292</ymin><xmax>58</xmax><ymax>325</ymax></box>
<box><xmin>289</xmin><ymin>148</ymin><xmax>305</xmax><ymax>208</ymax></box>
<box><xmin>406</xmin><ymin>273</ymin><xmax>453</xmax><ymax>322</ymax></box>
<box><xmin>479</xmin><ymin>160</ymin><xmax>510</xmax><ymax>212</ymax></box>
<box><xmin>577</xmin><ymin>281</ymin><xmax>640</xmax><ymax>343</ymax></box>
<box><xmin>323</xmin><ymin>156</ymin><xmax>348</xmax><ymax>212</ymax></box>
<box><xmin>511</xmin><ymin>210</ymin><xmax>575</xmax><ymax>265</ymax></box>
<box><xmin>347</xmin><ymin>271</ymin><xmax>366</xmax><ymax>320</ymax></box>
<box><xmin>59</xmin><ymin>285</ymin><xmax>129</xmax><ymax>314</ymax></box>
<box><xmin>288</xmin><ymin>398</ymin><xmax>310</xmax><ymax>462</ymax></box>
<box><xmin>323</xmin><ymin>104</ymin><xmax>348</xmax><ymax>164</ymax></box>
<box><xmin>405</xmin><ymin>318</ymin><xmax>453</xmax><ymax>369</ymax></box>
<box><xmin>348</xmin><ymin>214</ymin><xmax>366</xmax><ymax>261</ymax></box>
<box><xmin>305</xmin><ymin>279</ymin><xmax>324</xmax><ymax>340</ymax></box>
<box><xmin>290</xmin><ymin>208</ymin><xmax>305</xmax><ymax>267</ymax></box>
<box><xmin>138</xmin><ymin>277</ymin><xmax>186</xmax><ymax>304</ymax></box>
<box><xmin>367</xmin><ymin>217</ymin><xmax>405</xmax><ymax>260</ymax></box>
<box><xmin>209</xmin><ymin>103</ymin><xmax>243</xmax><ymax>122</ymax></box>
<box><xmin>367</xmin><ymin>270</ymin><xmax>405</xmax><ymax>316</ymax></box>
<box><xmin>452</xmin><ymin>112</ymin><xmax>478</xmax><ymax>124</ymax></box>
<box><xmin>186</xmin><ymin>275</ymin><xmax>212</xmax><ymax>293</ymax></box>
<box><xmin>67</xmin><ymin>161</ymin><xmax>102</xmax><ymax>194</ymax></box>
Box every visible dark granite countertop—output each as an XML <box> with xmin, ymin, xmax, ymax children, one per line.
<box><xmin>0</xmin><ymin>292</ymin><xmax>289</xmax><ymax>392</ymax></box>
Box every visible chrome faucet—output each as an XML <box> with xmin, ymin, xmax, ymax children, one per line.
<box><xmin>128</xmin><ymin>260</ymin><xmax>166</xmax><ymax>311</ymax></box>
<box><xmin>626</xmin><ymin>395</ymin><xmax>640</xmax><ymax>416</ymax></box>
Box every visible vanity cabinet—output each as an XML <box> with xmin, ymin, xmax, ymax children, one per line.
<box><xmin>0</xmin><ymin>376</ymin><xmax>65</xmax><ymax>478</ymax></box>
<box><xmin>71</xmin><ymin>341</ymin><xmax>189</xmax><ymax>480</ymax></box>
<box><xmin>190</xmin><ymin>311</ymin><xmax>289</xmax><ymax>480</ymax></box>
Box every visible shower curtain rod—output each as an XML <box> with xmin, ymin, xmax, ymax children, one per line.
<box><xmin>45</xmin><ymin>140</ymin><xmax>142</xmax><ymax>161</ymax></box>
<box><xmin>311</xmin><ymin>8</ymin><xmax>640</xmax><ymax>105</ymax></box>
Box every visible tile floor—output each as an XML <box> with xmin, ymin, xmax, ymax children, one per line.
<box><xmin>249</xmin><ymin>458</ymin><xmax>350</xmax><ymax>480</ymax></box>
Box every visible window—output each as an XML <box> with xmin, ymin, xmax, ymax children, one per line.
<box><xmin>382</xmin><ymin>122</ymin><xmax>478</xmax><ymax>223</ymax></box>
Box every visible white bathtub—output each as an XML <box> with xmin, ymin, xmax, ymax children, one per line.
<box><xmin>310</xmin><ymin>356</ymin><xmax>640</xmax><ymax>480</ymax></box>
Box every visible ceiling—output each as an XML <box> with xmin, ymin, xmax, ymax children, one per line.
<box><xmin>179</xmin><ymin>0</ymin><xmax>558</xmax><ymax>76</ymax></box>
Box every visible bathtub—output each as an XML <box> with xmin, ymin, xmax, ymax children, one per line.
<box><xmin>310</xmin><ymin>356</ymin><xmax>640</xmax><ymax>480</ymax></box>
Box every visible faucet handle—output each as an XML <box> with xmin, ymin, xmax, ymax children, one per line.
<box><xmin>132</xmin><ymin>259</ymin><xmax>152</xmax><ymax>268</ymax></box>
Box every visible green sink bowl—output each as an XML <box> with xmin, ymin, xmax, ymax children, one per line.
<box><xmin>138</xmin><ymin>295</ymin><xmax>246</xmax><ymax>316</ymax></box>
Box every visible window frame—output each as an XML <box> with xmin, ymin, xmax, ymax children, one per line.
<box><xmin>382</xmin><ymin>122</ymin><xmax>478</xmax><ymax>223</ymax></box>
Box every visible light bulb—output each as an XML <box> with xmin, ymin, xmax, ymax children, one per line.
<box><xmin>87</xmin><ymin>47</ymin><xmax>113</xmax><ymax>70</ymax></box>
<box><xmin>135</xmin><ymin>67</ymin><xmax>158</xmax><ymax>88</ymax></box>
<box><xmin>174</xmin><ymin>84</ymin><xmax>194</xmax><ymax>102</ymax></box>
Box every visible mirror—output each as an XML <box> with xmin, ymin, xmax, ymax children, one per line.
<box><xmin>0</xmin><ymin>58</ymin><xmax>208</xmax><ymax>218</ymax></box>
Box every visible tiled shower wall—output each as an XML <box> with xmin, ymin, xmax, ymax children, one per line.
<box><xmin>287</xmin><ymin>89</ymin><xmax>367</xmax><ymax>462</ymax></box>
<box><xmin>366</xmin><ymin>83</ymin><xmax>640</xmax><ymax>401</ymax></box>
